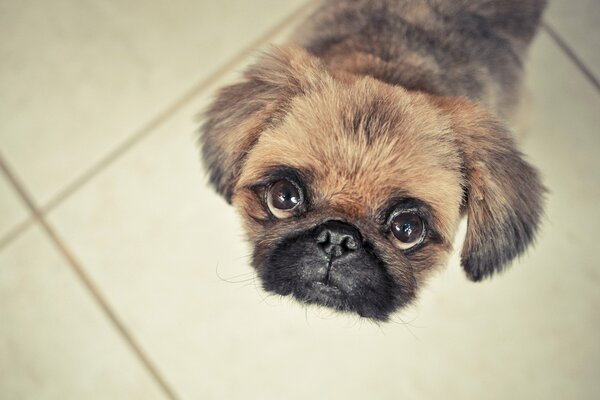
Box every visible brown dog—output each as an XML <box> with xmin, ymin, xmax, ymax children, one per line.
<box><xmin>200</xmin><ymin>0</ymin><xmax>547</xmax><ymax>320</ymax></box>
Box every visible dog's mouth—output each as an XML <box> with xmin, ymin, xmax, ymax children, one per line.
<box><xmin>301</xmin><ymin>280</ymin><xmax>345</xmax><ymax>307</ymax></box>
<box><xmin>312</xmin><ymin>281</ymin><xmax>342</xmax><ymax>292</ymax></box>
<box><xmin>301</xmin><ymin>272</ymin><xmax>346</xmax><ymax>303</ymax></box>
<box><xmin>257</xmin><ymin>229</ymin><xmax>400</xmax><ymax>321</ymax></box>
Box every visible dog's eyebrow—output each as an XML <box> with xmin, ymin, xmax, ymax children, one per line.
<box><xmin>247</xmin><ymin>165</ymin><xmax>313</xmax><ymax>189</ymax></box>
<box><xmin>376</xmin><ymin>195</ymin><xmax>428</xmax><ymax>220</ymax></box>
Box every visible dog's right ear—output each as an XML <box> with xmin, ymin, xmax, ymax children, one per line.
<box><xmin>200</xmin><ymin>46</ymin><xmax>329</xmax><ymax>203</ymax></box>
<box><xmin>431</xmin><ymin>96</ymin><xmax>546</xmax><ymax>282</ymax></box>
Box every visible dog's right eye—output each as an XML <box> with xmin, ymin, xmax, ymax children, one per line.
<box><xmin>267</xmin><ymin>179</ymin><xmax>303</xmax><ymax>218</ymax></box>
<box><xmin>390</xmin><ymin>211</ymin><xmax>426</xmax><ymax>250</ymax></box>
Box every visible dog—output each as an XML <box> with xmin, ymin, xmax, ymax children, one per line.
<box><xmin>200</xmin><ymin>0</ymin><xmax>547</xmax><ymax>321</ymax></box>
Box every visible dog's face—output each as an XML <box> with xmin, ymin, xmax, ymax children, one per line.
<box><xmin>201</xmin><ymin>46</ymin><xmax>545</xmax><ymax>321</ymax></box>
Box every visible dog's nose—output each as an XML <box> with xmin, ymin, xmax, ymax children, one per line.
<box><xmin>315</xmin><ymin>221</ymin><xmax>362</xmax><ymax>258</ymax></box>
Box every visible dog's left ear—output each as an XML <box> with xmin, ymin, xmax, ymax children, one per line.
<box><xmin>433</xmin><ymin>97</ymin><xmax>546</xmax><ymax>281</ymax></box>
<box><xmin>200</xmin><ymin>46</ymin><xmax>329</xmax><ymax>203</ymax></box>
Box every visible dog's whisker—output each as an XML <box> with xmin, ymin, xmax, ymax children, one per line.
<box><xmin>386</xmin><ymin>314</ymin><xmax>421</xmax><ymax>340</ymax></box>
<box><xmin>304</xmin><ymin>306</ymin><xmax>311</xmax><ymax>326</ymax></box>
<box><xmin>214</xmin><ymin>262</ymin><xmax>257</xmax><ymax>284</ymax></box>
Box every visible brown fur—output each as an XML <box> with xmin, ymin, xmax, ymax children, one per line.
<box><xmin>200</xmin><ymin>0</ymin><xmax>546</xmax><ymax>319</ymax></box>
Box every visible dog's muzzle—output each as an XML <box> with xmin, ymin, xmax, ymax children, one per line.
<box><xmin>260</xmin><ymin>220</ymin><xmax>399</xmax><ymax>320</ymax></box>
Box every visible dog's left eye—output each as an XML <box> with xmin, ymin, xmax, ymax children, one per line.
<box><xmin>390</xmin><ymin>212</ymin><xmax>426</xmax><ymax>250</ymax></box>
<box><xmin>267</xmin><ymin>179</ymin><xmax>303</xmax><ymax>218</ymax></box>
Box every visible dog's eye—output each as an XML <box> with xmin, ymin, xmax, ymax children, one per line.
<box><xmin>390</xmin><ymin>212</ymin><xmax>425</xmax><ymax>250</ymax></box>
<box><xmin>267</xmin><ymin>179</ymin><xmax>303</xmax><ymax>218</ymax></box>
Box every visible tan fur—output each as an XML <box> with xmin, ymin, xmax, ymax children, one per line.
<box><xmin>225</xmin><ymin>47</ymin><xmax>543</xmax><ymax>287</ymax></box>
<box><xmin>235</xmin><ymin>69</ymin><xmax>464</xmax><ymax>243</ymax></box>
<box><xmin>200</xmin><ymin>1</ymin><xmax>546</xmax><ymax>318</ymax></box>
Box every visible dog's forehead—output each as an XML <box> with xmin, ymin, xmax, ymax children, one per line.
<box><xmin>244</xmin><ymin>81</ymin><xmax>464</xmax><ymax>215</ymax></box>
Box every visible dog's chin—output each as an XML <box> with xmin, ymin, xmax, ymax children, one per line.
<box><xmin>257</xmin><ymin>233</ymin><xmax>401</xmax><ymax>321</ymax></box>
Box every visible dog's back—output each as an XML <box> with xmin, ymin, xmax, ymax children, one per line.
<box><xmin>293</xmin><ymin>0</ymin><xmax>547</xmax><ymax>118</ymax></box>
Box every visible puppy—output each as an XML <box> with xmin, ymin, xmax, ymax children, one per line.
<box><xmin>200</xmin><ymin>0</ymin><xmax>547</xmax><ymax>321</ymax></box>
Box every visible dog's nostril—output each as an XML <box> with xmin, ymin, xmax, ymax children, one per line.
<box><xmin>316</xmin><ymin>229</ymin><xmax>330</xmax><ymax>245</ymax></box>
<box><xmin>343</xmin><ymin>236</ymin><xmax>358</xmax><ymax>250</ymax></box>
<box><xmin>315</xmin><ymin>221</ymin><xmax>362</xmax><ymax>257</ymax></box>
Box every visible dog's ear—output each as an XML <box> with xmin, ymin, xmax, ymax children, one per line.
<box><xmin>434</xmin><ymin>97</ymin><xmax>546</xmax><ymax>281</ymax></box>
<box><xmin>200</xmin><ymin>46</ymin><xmax>329</xmax><ymax>202</ymax></box>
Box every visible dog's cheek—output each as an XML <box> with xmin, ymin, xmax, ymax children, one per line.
<box><xmin>250</xmin><ymin>236</ymin><xmax>282</xmax><ymax>275</ymax></box>
<box><xmin>408</xmin><ymin>243</ymin><xmax>453</xmax><ymax>283</ymax></box>
<box><xmin>364</xmin><ymin>237</ymin><xmax>416</xmax><ymax>299</ymax></box>
<box><xmin>232</xmin><ymin>190</ymin><xmax>272</xmax><ymax>237</ymax></box>
<box><xmin>370</xmin><ymin>236</ymin><xmax>452</xmax><ymax>302</ymax></box>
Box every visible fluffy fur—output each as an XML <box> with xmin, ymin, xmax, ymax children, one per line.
<box><xmin>200</xmin><ymin>0</ymin><xmax>547</xmax><ymax>320</ymax></box>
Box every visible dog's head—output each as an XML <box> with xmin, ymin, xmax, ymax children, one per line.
<box><xmin>201</xmin><ymin>46</ymin><xmax>545</xmax><ymax>321</ymax></box>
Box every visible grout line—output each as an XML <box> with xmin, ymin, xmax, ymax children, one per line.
<box><xmin>0</xmin><ymin>2</ymin><xmax>317</xmax><ymax>397</ymax></box>
<box><xmin>542</xmin><ymin>22</ymin><xmax>600</xmax><ymax>93</ymax></box>
<box><xmin>0</xmin><ymin>216</ymin><xmax>35</xmax><ymax>250</ymax></box>
<box><xmin>0</xmin><ymin>155</ymin><xmax>182</xmax><ymax>400</ymax></box>
<box><xmin>40</xmin><ymin>0</ymin><xmax>318</xmax><ymax>216</ymax></box>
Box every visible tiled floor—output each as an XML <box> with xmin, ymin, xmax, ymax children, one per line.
<box><xmin>1</xmin><ymin>1</ymin><xmax>599</xmax><ymax>399</ymax></box>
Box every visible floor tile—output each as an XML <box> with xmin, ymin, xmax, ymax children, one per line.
<box><xmin>47</xmin><ymin>31</ymin><xmax>600</xmax><ymax>400</ymax></box>
<box><xmin>545</xmin><ymin>0</ymin><xmax>600</xmax><ymax>80</ymax></box>
<box><xmin>0</xmin><ymin>168</ymin><xmax>29</xmax><ymax>240</ymax></box>
<box><xmin>0</xmin><ymin>225</ymin><xmax>169</xmax><ymax>400</ymax></box>
<box><xmin>0</xmin><ymin>0</ymin><xmax>306</xmax><ymax>206</ymax></box>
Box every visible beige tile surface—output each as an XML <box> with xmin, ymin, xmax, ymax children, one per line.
<box><xmin>545</xmin><ymin>0</ymin><xmax>600</xmax><ymax>79</ymax></box>
<box><xmin>0</xmin><ymin>225</ymin><xmax>169</xmax><ymax>400</ymax></box>
<box><xmin>0</xmin><ymin>169</ymin><xmax>29</xmax><ymax>240</ymax></box>
<box><xmin>47</xmin><ymin>27</ymin><xmax>600</xmax><ymax>400</ymax></box>
<box><xmin>0</xmin><ymin>0</ymin><xmax>306</xmax><ymax>206</ymax></box>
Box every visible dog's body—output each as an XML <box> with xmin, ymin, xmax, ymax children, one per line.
<box><xmin>293</xmin><ymin>0</ymin><xmax>545</xmax><ymax>120</ymax></box>
<box><xmin>200</xmin><ymin>0</ymin><xmax>546</xmax><ymax>320</ymax></box>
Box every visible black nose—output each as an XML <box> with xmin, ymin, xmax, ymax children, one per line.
<box><xmin>315</xmin><ymin>221</ymin><xmax>362</xmax><ymax>258</ymax></box>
